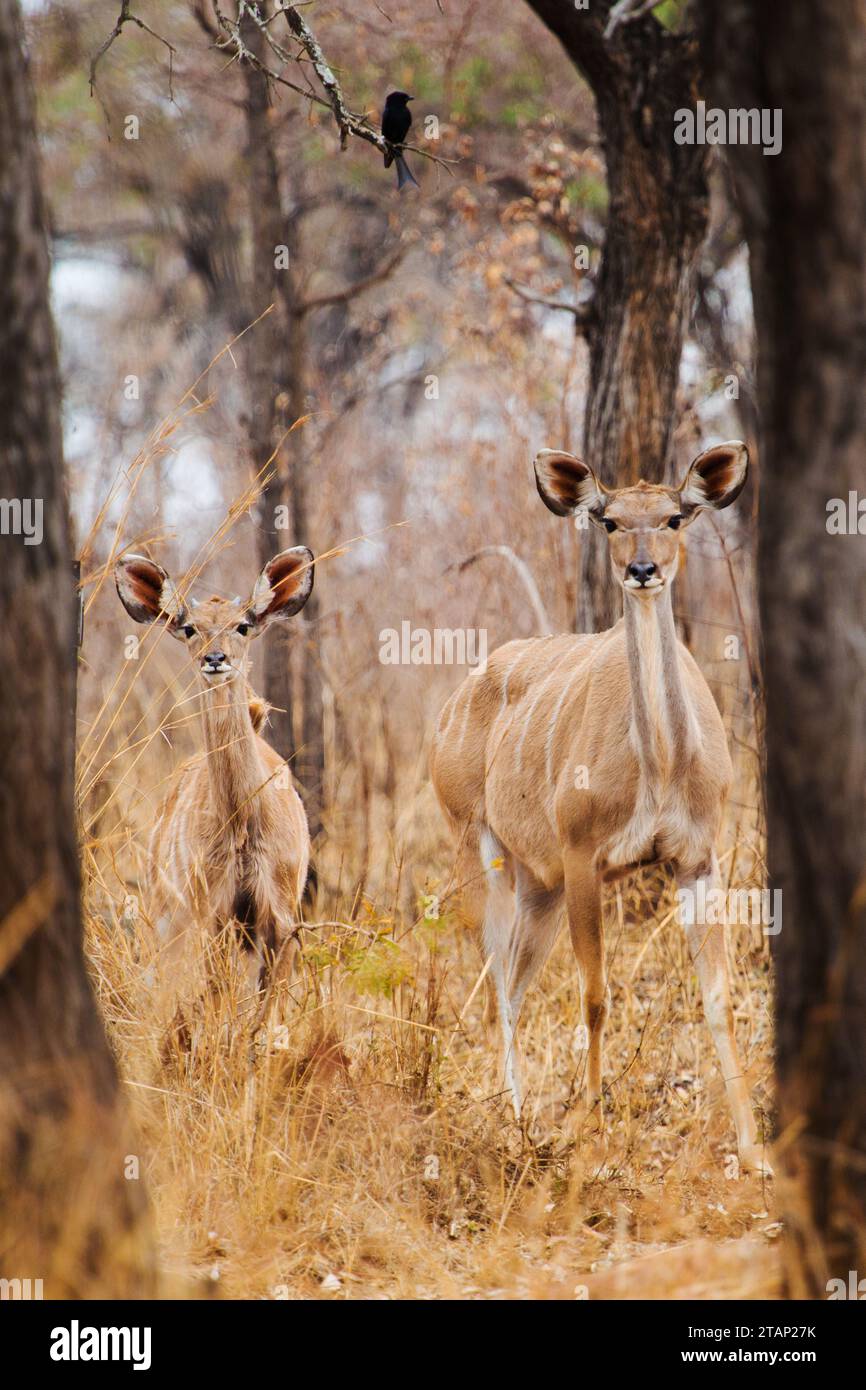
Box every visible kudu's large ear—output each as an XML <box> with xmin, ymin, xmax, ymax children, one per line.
<box><xmin>533</xmin><ymin>449</ymin><xmax>606</xmax><ymax>522</ymax></box>
<box><xmin>115</xmin><ymin>554</ymin><xmax>187</xmax><ymax>629</ymax></box>
<box><xmin>678</xmin><ymin>441</ymin><xmax>749</xmax><ymax>519</ymax></box>
<box><xmin>248</xmin><ymin>546</ymin><xmax>314</xmax><ymax>628</ymax></box>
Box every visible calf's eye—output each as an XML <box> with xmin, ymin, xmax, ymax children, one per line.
<box><xmin>603</xmin><ymin>519</ymin><xmax>617</xmax><ymax>533</ymax></box>
<box><xmin>236</xmin><ymin>623</ymin><xmax>250</xmax><ymax>636</ymax></box>
<box><xmin>667</xmin><ymin>515</ymin><xmax>682</xmax><ymax>530</ymax></box>
<box><xmin>182</xmin><ymin>625</ymin><xmax>196</xmax><ymax>638</ymax></box>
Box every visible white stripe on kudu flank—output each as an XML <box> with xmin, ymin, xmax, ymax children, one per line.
<box><xmin>499</xmin><ymin>652</ymin><xmax>522</xmax><ymax>717</ymax></box>
<box><xmin>514</xmin><ymin>646</ymin><xmax>572</xmax><ymax>770</ymax></box>
<box><xmin>544</xmin><ymin>666</ymin><xmax>578</xmax><ymax>786</ymax></box>
<box><xmin>455</xmin><ymin>675</ymin><xmax>478</xmax><ymax>750</ymax></box>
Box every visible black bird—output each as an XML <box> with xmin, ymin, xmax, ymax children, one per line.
<box><xmin>381</xmin><ymin>91</ymin><xmax>418</xmax><ymax>192</ymax></box>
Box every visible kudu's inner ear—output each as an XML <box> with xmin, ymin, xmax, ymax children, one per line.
<box><xmin>249</xmin><ymin>546</ymin><xmax>314</xmax><ymax>626</ymax></box>
<box><xmin>115</xmin><ymin>554</ymin><xmax>187</xmax><ymax>627</ymax></box>
<box><xmin>678</xmin><ymin>441</ymin><xmax>749</xmax><ymax>518</ymax></box>
<box><xmin>533</xmin><ymin>450</ymin><xmax>606</xmax><ymax>520</ymax></box>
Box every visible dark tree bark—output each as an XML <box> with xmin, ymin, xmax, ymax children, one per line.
<box><xmin>701</xmin><ymin>0</ymin><xmax>866</xmax><ymax>1293</ymax></box>
<box><xmin>241</xmin><ymin>10</ymin><xmax>324</xmax><ymax>844</ymax></box>
<box><xmin>287</xmin><ymin>379</ymin><xmax>325</xmax><ymax>850</ymax></box>
<box><xmin>242</xmin><ymin>13</ymin><xmax>297</xmax><ymax>762</ymax></box>
<box><xmin>0</xmin><ymin>0</ymin><xmax>152</xmax><ymax>1295</ymax></box>
<box><xmin>525</xmin><ymin>0</ymin><xmax>708</xmax><ymax>628</ymax></box>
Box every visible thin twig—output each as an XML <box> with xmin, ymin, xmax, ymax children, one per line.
<box><xmin>504</xmin><ymin>276</ymin><xmax>596</xmax><ymax>331</ymax></box>
<box><xmin>90</xmin><ymin>0</ymin><xmax>177</xmax><ymax>109</ymax></box>
<box><xmin>295</xmin><ymin>241</ymin><xmax>410</xmax><ymax>317</ymax></box>
<box><xmin>451</xmin><ymin>546</ymin><xmax>553</xmax><ymax>636</ymax></box>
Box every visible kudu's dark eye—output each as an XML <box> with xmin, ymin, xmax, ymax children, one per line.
<box><xmin>236</xmin><ymin>623</ymin><xmax>250</xmax><ymax>636</ymax></box>
<box><xmin>667</xmin><ymin>515</ymin><xmax>682</xmax><ymax>530</ymax></box>
<box><xmin>182</xmin><ymin>624</ymin><xmax>196</xmax><ymax>638</ymax></box>
<box><xmin>603</xmin><ymin>518</ymin><xmax>617</xmax><ymax>533</ymax></box>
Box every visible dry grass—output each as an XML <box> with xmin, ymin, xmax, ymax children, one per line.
<box><xmin>81</xmin><ymin>736</ymin><xmax>777</xmax><ymax>1300</ymax></box>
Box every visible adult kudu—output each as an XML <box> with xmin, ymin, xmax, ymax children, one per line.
<box><xmin>430</xmin><ymin>442</ymin><xmax>771</xmax><ymax>1176</ymax></box>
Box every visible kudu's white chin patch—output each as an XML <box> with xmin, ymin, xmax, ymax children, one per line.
<box><xmin>623</xmin><ymin>577</ymin><xmax>665</xmax><ymax>593</ymax></box>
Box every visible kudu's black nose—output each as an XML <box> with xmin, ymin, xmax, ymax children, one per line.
<box><xmin>203</xmin><ymin>650</ymin><xmax>226</xmax><ymax>666</ymax></box>
<box><xmin>627</xmin><ymin>561</ymin><xmax>657</xmax><ymax>586</ymax></box>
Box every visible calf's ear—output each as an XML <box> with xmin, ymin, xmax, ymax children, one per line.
<box><xmin>249</xmin><ymin>546</ymin><xmax>315</xmax><ymax>628</ymax></box>
<box><xmin>115</xmin><ymin>554</ymin><xmax>187</xmax><ymax>629</ymax></box>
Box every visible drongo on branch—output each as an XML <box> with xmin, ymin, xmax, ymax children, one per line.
<box><xmin>382</xmin><ymin>91</ymin><xmax>418</xmax><ymax>191</ymax></box>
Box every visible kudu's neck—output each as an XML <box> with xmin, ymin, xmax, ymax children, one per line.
<box><xmin>201</xmin><ymin>677</ymin><xmax>265</xmax><ymax>829</ymax></box>
<box><xmin>623</xmin><ymin>583</ymin><xmax>697</xmax><ymax>782</ymax></box>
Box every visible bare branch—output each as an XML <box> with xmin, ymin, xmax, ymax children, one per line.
<box><xmin>295</xmin><ymin>242</ymin><xmax>410</xmax><ymax>317</ymax></box>
<box><xmin>452</xmin><ymin>547</ymin><xmax>553</xmax><ymax>637</ymax></box>
<box><xmin>90</xmin><ymin>0</ymin><xmax>177</xmax><ymax>106</ymax></box>
<box><xmin>54</xmin><ymin>220</ymin><xmax>160</xmax><ymax>245</ymax></box>
<box><xmin>279</xmin><ymin>2</ymin><xmax>357</xmax><ymax>150</ymax></box>
<box><xmin>504</xmin><ymin>276</ymin><xmax>596</xmax><ymax>333</ymax></box>
<box><xmin>274</xmin><ymin>3</ymin><xmax>453</xmax><ymax>172</ymax></box>
<box><xmin>209</xmin><ymin>4</ymin><xmax>335</xmax><ymax>109</ymax></box>
<box><xmin>201</xmin><ymin>2</ymin><xmax>453</xmax><ymax>173</ymax></box>
<box><xmin>317</xmin><ymin>364</ymin><xmax>444</xmax><ymax>446</ymax></box>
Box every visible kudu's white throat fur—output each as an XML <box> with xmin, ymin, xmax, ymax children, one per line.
<box><xmin>430</xmin><ymin>442</ymin><xmax>771</xmax><ymax>1176</ymax></box>
<box><xmin>115</xmin><ymin>546</ymin><xmax>315</xmax><ymax>998</ymax></box>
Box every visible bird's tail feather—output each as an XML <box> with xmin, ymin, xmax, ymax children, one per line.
<box><xmin>395</xmin><ymin>152</ymin><xmax>419</xmax><ymax>191</ymax></box>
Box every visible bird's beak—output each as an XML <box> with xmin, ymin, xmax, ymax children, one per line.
<box><xmin>407</xmin><ymin>95</ymin><xmax>415</xmax><ymax>101</ymax></box>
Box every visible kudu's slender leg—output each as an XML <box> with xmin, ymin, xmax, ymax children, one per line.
<box><xmin>506</xmin><ymin>869</ymin><xmax>564</xmax><ymax>1038</ymax></box>
<box><xmin>563</xmin><ymin>847</ymin><xmax>607</xmax><ymax>1129</ymax></box>
<box><xmin>449</xmin><ymin>827</ymin><xmax>499</xmax><ymax>1030</ymax></box>
<box><xmin>480</xmin><ymin>829</ymin><xmax>522</xmax><ymax>1116</ymax></box>
<box><xmin>678</xmin><ymin>853</ymin><xmax>772</xmax><ymax>1177</ymax></box>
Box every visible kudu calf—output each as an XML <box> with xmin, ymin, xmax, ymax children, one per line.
<box><xmin>115</xmin><ymin>546</ymin><xmax>314</xmax><ymax>998</ymax></box>
<box><xmin>431</xmin><ymin>443</ymin><xmax>771</xmax><ymax>1176</ymax></box>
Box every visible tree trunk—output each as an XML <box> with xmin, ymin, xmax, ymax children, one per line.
<box><xmin>0</xmin><ymin>0</ymin><xmax>152</xmax><ymax>1296</ymax></box>
<box><xmin>701</xmin><ymin>0</ymin><xmax>866</xmax><ymax>1294</ymax></box>
<box><xmin>525</xmin><ymin>1</ymin><xmax>708</xmax><ymax>629</ymax></box>
<box><xmin>289</xmin><ymin>391</ymin><xmax>325</xmax><ymax>848</ymax></box>
<box><xmin>242</xmin><ymin>15</ymin><xmax>323</xmax><ymax>847</ymax></box>
<box><xmin>242</xmin><ymin>16</ymin><xmax>296</xmax><ymax>763</ymax></box>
